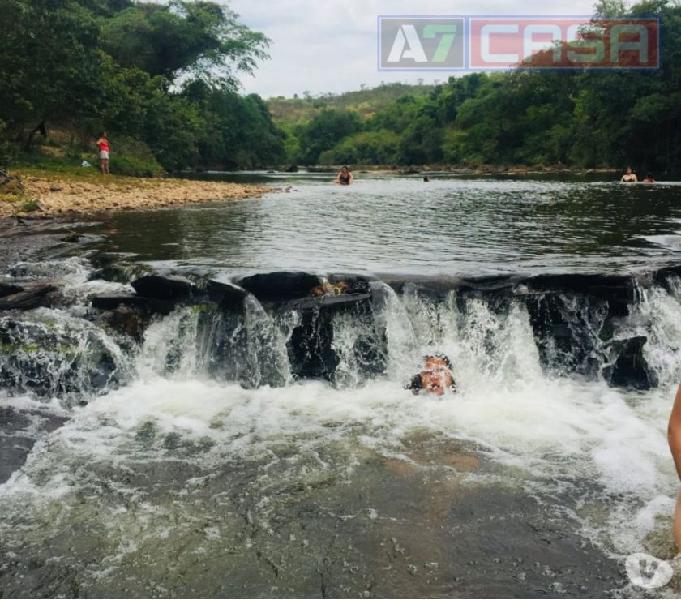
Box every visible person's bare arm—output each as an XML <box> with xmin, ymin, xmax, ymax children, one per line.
<box><xmin>668</xmin><ymin>384</ymin><xmax>681</xmax><ymax>478</ymax></box>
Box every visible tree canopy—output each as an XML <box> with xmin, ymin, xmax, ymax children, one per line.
<box><xmin>0</xmin><ymin>0</ymin><xmax>284</xmax><ymax>172</ymax></box>
<box><xmin>277</xmin><ymin>0</ymin><xmax>681</xmax><ymax>175</ymax></box>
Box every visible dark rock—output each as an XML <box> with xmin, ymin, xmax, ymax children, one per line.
<box><xmin>89</xmin><ymin>253</ymin><xmax>151</xmax><ymax>284</ymax></box>
<box><xmin>205</xmin><ymin>280</ymin><xmax>249</xmax><ymax>310</ymax></box>
<box><xmin>286</xmin><ymin>292</ymin><xmax>387</xmax><ymax>382</ymax></box>
<box><xmin>0</xmin><ymin>315</ymin><xmax>126</xmax><ymax>396</ymax></box>
<box><xmin>525</xmin><ymin>293</ymin><xmax>608</xmax><ymax>378</ymax></box>
<box><xmin>238</xmin><ymin>271</ymin><xmax>322</xmax><ymax>302</ymax></box>
<box><xmin>603</xmin><ymin>336</ymin><xmax>658</xmax><ymax>390</ymax></box>
<box><xmin>91</xmin><ymin>295</ymin><xmax>175</xmax><ymax>315</ymax></box>
<box><xmin>61</xmin><ymin>233</ymin><xmax>106</xmax><ymax>244</ymax></box>
<box><xmin>0</xmin><ymin>406</ymin><xmax>68</xmax><ymax>484</ymax></box>
<box><xmin>131</xmin><ymin>275</ymin><xmax>196</xmax><ymax>301</ymax></box>
<box><xmin>284</xmin><ymin>164</ymin><xmax>299</xmax><ymax>173</ymax></box>
<box><xmin>526</xmin><ymin>274</ymin><xmax>636</xmax><ymax>317</ymax></box>
<box><xmin>101</xmin><ymin>305</ymin><xmax>149</xmax><ymax>341</ymax></box>
<box><xmin>283</xmin><ymin>292</ymin><xmax>371</xmax><ymax>312</ymax></box>
<box><xmin>654</xmin><ymin>265</ymin><xmax>681</xmax><ymax>291</ymax></box>
<box><xmin>0</xmin><ymin>283</ymin><xmax>23</xmax><ymax>299</ymax></box>
<box><xmin>0</xmin><ymin>285</ymin><xmax>57</xmax><ymax>311</ymax></box>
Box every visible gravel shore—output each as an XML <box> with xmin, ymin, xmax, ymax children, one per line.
<box><xmin>0</xmin><ymin>172</ymin><xmax>270</xmax><ymax>217</ymax></box>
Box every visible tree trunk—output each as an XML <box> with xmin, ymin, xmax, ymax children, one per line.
<box><xmin>23</xmin><ymin>120</ymin><xmax>47</xmax><ymax>151</ymax></box>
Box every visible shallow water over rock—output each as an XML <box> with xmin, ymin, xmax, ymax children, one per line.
<box><xmin>2</xmin><ymin>175</ymin><xmax>681</xmax><ymax>597</ymax></box>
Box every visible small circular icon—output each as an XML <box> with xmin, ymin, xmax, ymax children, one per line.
<box><xmin>625</xmin><ymin>553</ymin><xmax>673</xmax><ymax>590</ymax></box>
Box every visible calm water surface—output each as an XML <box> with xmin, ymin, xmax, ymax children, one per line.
<box><xmin>96</xmin><ymin>174</ymin><xmax>681</xmax><ymax>276</ymax></box>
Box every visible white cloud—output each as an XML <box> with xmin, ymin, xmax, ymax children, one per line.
<box><xmin>229</xmin><ymin>0</ymin><xmax>599</xmax><ymax>97</ymax></box>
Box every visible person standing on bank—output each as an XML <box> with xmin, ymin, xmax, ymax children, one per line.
<box><xmin>96</xmin><ymin>132</ymin><xmax>110</xmax><ymax>175</ymax></box>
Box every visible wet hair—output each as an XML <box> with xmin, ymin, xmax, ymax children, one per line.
<box><xmin>99</xmin><ymin>131</ymin><xmax>107</xmax><ymax>138</ymax></box>
<box><xmin>405</xmin><ymin>374</ymin><xmax>423</xmax><ymax>394</ymax></box>
<box><xmin>425</xmin><ymin>353</ymin><xmax>452</xmax><ymax>369</ymax></box>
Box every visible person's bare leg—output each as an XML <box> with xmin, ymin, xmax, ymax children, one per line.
<box><xmin>104</xmin><ymin>159</ymin><xmax>110</xmax><ymax>175</ymax></box>
<box><xmin>100</xmin><ymin>159</ymin><xmax>106</xmax><ymax>175</ymax></box>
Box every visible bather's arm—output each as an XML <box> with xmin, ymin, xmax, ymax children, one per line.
<box><xmin>668</xmin><ymin>385</ymin><xmax>681</xmax><ymax>479</ymax></box>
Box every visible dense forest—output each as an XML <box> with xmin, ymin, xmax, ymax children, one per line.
<box><xmin>1</xmin><ymin>0</ymin><xmax>680</xmax><ymax>175</ymax></box>
<box><xmin>0</xmin><ymin>0</ymin><xmax>285</xmax><ymax>175</ymax></box>
<box><xmin>276</xmin><ymin>0</ymin><xmax>681</xmax><ymax>174</ymax></box>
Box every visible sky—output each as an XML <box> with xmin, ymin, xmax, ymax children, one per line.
<box><xmin>229</xmin><ymin>0</ymin><xmax>601</xmax><ymax>98</ymax></box>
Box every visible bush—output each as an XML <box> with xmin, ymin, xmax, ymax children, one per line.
<box><xmin>0</xmin><ymin>121</ymin><xmax>16</xmax><ymax>168</ymax></box>
<box><xmin>106</xmin><ymin>136</ymin><xmax>164</xmax><ymax>177</ymax></box>
<box><xmin>109</xmin><ymin>153</ymin><xmax>164</xmax><ymax>177</ymax></box>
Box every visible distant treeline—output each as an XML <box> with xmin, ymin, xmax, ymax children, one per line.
<box><xmin>0</xmin><ymin>0</ymin><xmax>285</xmax><ymax>175</ymax></box>
<box><xmin>278</xmin><ymin>0</ymin><xmax>681</xmax><ymax>174</ymax></box>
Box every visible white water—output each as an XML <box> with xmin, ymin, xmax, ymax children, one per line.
<box><xmin>1</xmin><ymin>272</ymin><xmax>679</xmax><ymax>572</ymax></box>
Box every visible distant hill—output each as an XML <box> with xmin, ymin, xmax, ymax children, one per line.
<box><xmin>267</xmin><ymin>83</ymin><xmax>437</xmax><ymax>126</ymax></box>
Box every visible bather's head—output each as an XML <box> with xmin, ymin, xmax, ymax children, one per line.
<box><xmin>410</xmin><ymin>354</ymin><xmax>455</xmax><ymax>396</ymax></box>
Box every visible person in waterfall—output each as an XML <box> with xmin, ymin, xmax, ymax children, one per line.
<box><xmin>406</xmin><ymin>354</ymin><xmax>457</xmax><ymax>396</ymax></box>
<box><xmin>621</xmin><ymin>166</ymin><xmax>638</xmax><ymax>183</ymax></box>
<box><xmin>668</xmin><ymin>384</ymin><xmax>681</xmax><ymax>548</ymax></box>
<box><xmin>335</xmin><ymin>166</ymin><xmax>353</xmax><ymax>186</ymax></box>
<box><xmin>96</xmin><ymin>131</ymin><xmax>110</xmax><ymax>175</ymax></box>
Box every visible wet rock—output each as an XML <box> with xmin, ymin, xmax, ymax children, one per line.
<box><xmin>0</xmin><ymin>405</ymin><xmax>68</xmax><ymax>484</ymax></box>
<box><xmin>284</xmin><ymin>292</ymin><xmax>371</xmax><ymax>312</ymax></box>
<box><xmin>0</xmin><ymin>285</ymin><xmax>57</xmax><ymax>311</ymax></box>
<box><xmin>238</xmin><ymin>271</ymin><xmax>322</xmax><ymax>302</ymax></box>
<box><xmin>654</xmin><ymin>265</ymin><xmax>681</xmax><ymax>291</ymax></box>
<box><xmin>91</xmin><ymin>295</ymin><xmax>175</xmax><ymax>315</ymax></box>
<box><xmin>61</xmin><ymin>233</ymin><xmax>106</xmax><ymax>244</ymax></box>
<box><xmin>0</xmin><ymin>282</ymin><xmax>23</xmax><ymax>298</ymax></box>
<box><xmin>286</xmin><ymin>292</ymin><xmax>387</xmax><ymax>382</ymax></box>
<box><xmin>205</xmin><ymin>280</ymin><xmax>249</xmax><ymax>310</ymax></box>
<box><xmin>0</xmin><ymin>314</ymin><xmax>128</xmax><ymax>396</ymax></box>
<box><xmin>526</xmin><ymin>274</ymin><xmax>636</xmax><ymax>317</ymax></box>
<box><xmin>526</xmin><ymin>293</ymin><xmax>608</xmax><ymax>378</ymax></box>
<box><xmin>100</xmin><ymin>305</ymin><xmax>150</xmax><ymax>342</ymax></box>
<box><xmin>284</xmin><ymin>164</ymin><xmax>299</xmax><ymax>173</ymax></box>
<box><xmin>89</xmin><ymin>253</ymin><xmax>151</xmax><ymax>284</ymax></box>
<box><xmin>131</xmin><ymin>275</ymin><xmax>196</xmax><ymax>301</ymax></box>
<box><xmin>603</xmin><ymin>336</ymin><xmax>658</xmax><ymax>390</ymax></box>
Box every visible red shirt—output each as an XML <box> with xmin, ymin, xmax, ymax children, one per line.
<box><xmin>97</xmin><ymin>138</ymin><xmax>110</xmax><ymax>152</ymax></box>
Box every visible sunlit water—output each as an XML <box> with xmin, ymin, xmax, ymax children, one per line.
<box><xmin>97</xmin><ymin>174</ymin><xmax>681</xmax><ymax>277</ymax></box>
<box><xmin>3</xmin><ymin>175</ymin><xmax>681</xmax><ymax>596</ymax></box>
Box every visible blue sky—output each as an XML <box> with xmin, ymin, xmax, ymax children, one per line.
<box><xmin>229</xmin><ymin>0</ymin><xmax>601</xmax><ymax>98</ymax></box>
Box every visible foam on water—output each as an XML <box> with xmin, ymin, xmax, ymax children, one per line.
<box><xmin>3</xmin><ymin>264</ymin><xmax>681</xmax><ymax>590</ymax></box>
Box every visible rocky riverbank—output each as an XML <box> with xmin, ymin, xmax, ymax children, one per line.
<box><xmin>0</xmin><ymin>170</ymin><xmax>270</xmax><ymax>218</ymax></box>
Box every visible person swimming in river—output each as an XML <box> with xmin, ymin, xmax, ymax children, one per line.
<box><xmin>406</xmin><ymin>354</ymin><xmax>457</xmax><ymax>396</ymax></box>
<box><xmin>335</xmin><ymin>166</ymin><xmax>353</xmax><ymax>186</ymax></box>
<box><xmin>643</xmin><ymin>174</ymin><xmax>656</xmax><ymax>184</ymax></box>
<box><xmin>621</xmin><ymin>166</ymin><xmax>638</xmax><ymax>183</ymax></box>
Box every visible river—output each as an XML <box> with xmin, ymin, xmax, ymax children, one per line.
<box><xmin>2</xmin><ymin>173</ymin><xmax>681</xmax><ymax>597</ymax></box>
